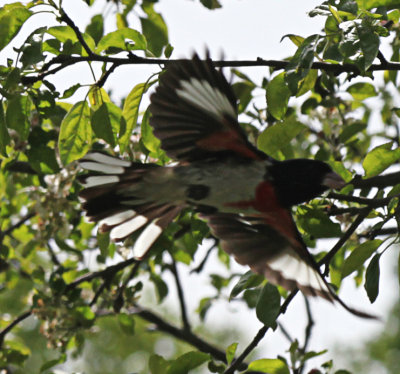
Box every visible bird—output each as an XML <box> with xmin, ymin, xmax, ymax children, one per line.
<box><xmin>78</xmin><ymin>53</ymin><xmax>374</xmax><ymax>318</ymax></box>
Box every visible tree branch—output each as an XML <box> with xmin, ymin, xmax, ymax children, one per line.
<box><xmin>96</xmin><ymin>305</ymin><xmax>249</xmax><ymax>371</ymax></box>
<box><xmin>351</xmin><ymin>171</ymin><xmax>400</xmax><ymax>189</ymax></box>
<box><xmin>20</xmin><ymin>53</ymin><xmax>400</xmax><ymax>86</ymax></box>
<box><xmin>65</xmin><ymin>257</ymin><xmax>138</xmax><ymax>291</ymax></box>
<box><xmin>224</xmin><ymin>290</ymin><xmax>298</xmax><ymax>374</ymax></box>
<box><xmin>59</xmin><ymin>9</ymin><xmax>94</xmax><ymax>57</ymax></box>
<box><xmin>0</xmin><ymin>311</ymin><xmax>32</xmax><ymax>348</ymax></box>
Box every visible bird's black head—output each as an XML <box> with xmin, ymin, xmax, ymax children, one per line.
<box><xmin>268</xmin><ymin>158</ymin><xmax>345</xmax><ymax>208</ymax></box>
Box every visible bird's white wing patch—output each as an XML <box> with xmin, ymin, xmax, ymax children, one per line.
<box><xmin>176</xmin><ymin>78</ymin><xmax>236</xmax><ymax>119</ymax></box>
<box><xmin>82</xmin><ymin>152</ymin><xmax>132</xmax><ymax>167</ymax></box>
<box><xmin>83</xmin><ymin>175</ymin><xmax>120</xmax><ymax>188</ymax></box>
<box><xmin>110</xmin><ymin>215</ymin><xmax>148</xmax><ymax>241</ymax></box>
<box><xmin>80</xmin><ymin>162</ymin><xmax>124</xmax><ymax>175</ymax></box>
<box><xmin>99</xmin><ymin>210</ymin><xmax>136</xmax><ymax>227</ymax></box>
<box><xmin>268</xmin><ymin>252</ymin><xmax>330</xmax><ymax>295</ymax></box>
<box><xmin>133</xmin><ymin>220</ymin><xmax>163</xmax><ymax>259</ymax></box>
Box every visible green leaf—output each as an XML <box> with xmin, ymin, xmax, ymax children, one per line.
<box><xmin>297</xmin><ymin>207</ymin><xmax>342</xmax><ymax>238</ymax></box>
<box><xmin>46</xmin><ymin>26</ymin><xmax>95</xmax><ymax>56</ymax></box>
<box><xmin>150</xmin><ymin>273</ymin><xmax>169</xmax><ymax>303</ymax></box>
<box><xmin>356</xmin><ymin>25</ymin><xmax>379</xmax><ymax>70</ymax></box>
<box><xmin>58</xmin><ymin>101</ymin><xmax>92</xmax><ymax>165</ymax></box>
<box><xmin>296</xmin><ymin>69</ymin><xmax>318</xmax><ymax>97</ymax></box>
<box><xmin>257</xmin><ymin>118</ymin><xmax>306</xmax><ymax>158</ymax></box>
<box><xmin>27</xmin><ymin>127</ymin><xmax>60</xmax><ymax>174</ymax></box>
<box><xmin>141</xmin><ymin>107</ymin><xmax>162</xmax><ymax>154</ymax></box>
<box><xmin>140</xmin><ymin>2</ymin><xmax>168</xmax><ymax>57</ymax></box>
<box><xmin>0</xmin><ymin>3</ymin><xmax>32</xmax><ymax>52</ymax></box>
<box><xmin>248</xmin><ymin>358</ymin><xmax>290</xmax><ymax>374</ymax></box>
<box><xmin>364</xmin><ymin>253</ymin><xmax>381</xmax><ymax>303</ymax></box>
<box><xmin>342</xmin><ymin>239</ymin><xmax>382</xmax><ymax>278</ymax></box>
<box><xmin>167</xmin><ymin>351</ymin><xmax>210</xmax><ymax>374</ymax></box>
<box><xmin>149</xmin><ymin>354</ymin><xmax>169</xmax><ymax>374</ymax></box>
<box><xmin>356</xmin><ymin>0</ymin><xmax>400</xmax><ymax>10</ymax></box>
<box><xmin>226</xmin><ymin>342</ymin><xmax>238</xmax><ymax>365</ymax></box>
<box><xmin>97</xmin><ymin>231</ymin><xmax>110</xmax><ymax>258</ymax></box>
<box><xmin>197</xmin><ymin>297</ymin><xmax>212</xmax><ymax>320</ymax></box>
<box><xmin>363</xmin><ymin>142</ymin><xmax>400</xmax><ymax>177</ymax></box>
<box><xmin>302</xmin><ymin>349</ymin><xmax>328</xmax><ymax>362</ymax></box>
<box><xmin>91</xmin><ymin>102</ymin><xmax>122</xmax><ymax>147</ymax></box>
<box><xmin>288</xmin><ymin>34</ymin><xmax>319</xmax><ymax>70</ymax></box>
<box><xmin>232</xmin><ymin>81</ymin><xmax>256</xmax><ymax>113</ymax></box>
<box><xmin>164</xmin><ymin>43</ymin><xmax>174</xmax><ymax>58</ymax></box>
<box><xmin>6</xmin><ymin>94</ymin><xmax>32</xmax><ymax>141</ymax></box>
<box><xmin>61</xmin><ymin>83</ymin><xmax>82</xmax><ymax>99</ymax></box>
<box><xmin>40</xmin><ymin>354</ymin><xmax>66</xmax><ymax>373</ymax></box>
<box><xmin>0</xmin><ymin>102</ymin><xmax>10</xmax><ymax>156</ymax></box>
<box><xmin>47</xmin><ymin>26</ymin><xmax>78</xmax><ymax>43</ymax></box>
<box><xmin>118</xmin><ymin>313</ymin><xmax>135</xmax><ymax>335</ymax></box>
<box><xmin>256</xmin><ymin>283</ymin><xmax>281</xmax><ymax>327</ymax></box>
<box><xmin>281</xmin><ymin>34</ymin><xmax>305</xmax><ymax>47</ymax></box>
<box><xmin>96</xmin><ymin>28</ymin><xmax>147</xmax><ymax>53</ymax></box>
<box><xmin>20</xmin><ymin>27</ymin><xmax>46</xmax><ymax>67</ymax></box>
<box><xmin>120</xmin><ymin>82</ymin><xmax>147</xmax><ymax>152</ymax></box>
<box><xmin>88</xmin><ymin>86</ymin><xmax>111</xmax><ymax>110</ymax></box>
<box><xmin>229</xmin><ymin>270</ymin><xmax>264</xmax><ymax>300</ymax></box>
<box><xmin>200</xmin><ymin>0</ymin><xmax>222</xmax><ymax>9</ymax></box>
<box><xmin>85</xmin><ymin>14</ymin><xmax>104</xmax><ymax>44</ymax></box>
<box><xmin>339</xmin><ymin>122</ymin><xmax>366</xmax><ymax>143</ymax></box>
<box><xmin>347</xmin><ymin>82</ymin><xmax>377</xmax><ymax>101</ymax></box>
<box><xmin>266</xmin><ymin>72</ymin><xmax>291</xmax><ymax>120</ymax></box>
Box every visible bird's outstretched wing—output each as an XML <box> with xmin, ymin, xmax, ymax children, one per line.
<box><xmin>203</xmin><ymin>211</ymin><xmax>333</xmax><ymax>300</ymax></box>
<box><xmin>204</xmin><ymin>211</ymin><xmax>377</xmax><ymax>318</ymax></box>
<box><xmin>149</xmin><ymin>53</ymin><xmax>266</xmax><ymax>161</ymax></box>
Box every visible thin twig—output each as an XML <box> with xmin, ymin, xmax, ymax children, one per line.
<box><xmin>327</xmin><ymin>206</ymin><xmax>366</xmax><ymax>216</ymax></box>
<box><xmin>298</xmin><ymin>297</ymin><xmax>315</xmax><ymax>374</ymax></box>
<box><xmin>90</xmin><ymin>278</ymin><xmax>111</xmax><ymax>306</ymax></box>
<box><xmin>0</xmin><ymin>212</ymin><xmax>35</xmax><ymax>241</ymax></box>
<box><xmin>169</xmin><ymin>255</ymin><xmax>191</xmax><ymax>332</ymax></box>
<box><xmin>47</xmin><ymin>242</ymin><xmax>61</xmax><ymax>266</ymax></box>
<box><xmin>328</xmin><ymin>192</ymin><xmax>395</xmax><ymax>207</ymax></box>
<box><xmin>65</xmin><ymin>257</ymin><xmax>138</xmax><ymax>291</ymax></box>
<box><xmin>60</xmin><ymin>10</ymin><xmax>94</xmax><ymax>56</ymax></box>
<box><xmin>113</xmin><ymin>261</ymin><xmax>142</xmax><ymax>312</ymax></box>
<box><xmin>358</xmin><ymin>226</ymin><xmax>399</xmax><ymax>238</ymax></box>
<box><xmin>278</xmin><ymin>322</ymin><xmax>294</xmax><ymax>344</ymax></box>
<box><xmin>319</xmin><ymin>207</ymin><xmax>372</xmax><ymax>274</ymax></box>
<box><xmin>96</xmin><ymin>63</ymin><xmax>118</xmax><ymax>87</ymax></box>
<box><xmin>0</xmin><ymin>311</ymin><xmax>32</xmax><ymax>348</ymax></box>
<box><xmin>190</xmin><ymin>239</ymin><xmax>218</xmax><ymax>274</ymax></box>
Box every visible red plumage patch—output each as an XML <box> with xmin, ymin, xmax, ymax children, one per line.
<box><xmin>196</xmin><ymin>130</ymin><xmax>263</xmax><ymax>160</ymax></box>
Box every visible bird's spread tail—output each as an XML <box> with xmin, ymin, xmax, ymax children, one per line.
<box><xmin>78</xmin><ymin>152</ymin><xmax>183</xmax><ymax>259</ymax></box>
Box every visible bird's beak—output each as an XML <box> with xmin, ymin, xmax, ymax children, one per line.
<box><xmin>322</xmin><ymin>171</ymin><xmax>346</xmax><ymax>190</ymax></box>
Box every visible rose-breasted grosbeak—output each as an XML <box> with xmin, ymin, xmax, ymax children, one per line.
<box><xmin>79</xmin><ymin>54</ymin><xmax>374</xmax><ymax>318</ymax></box>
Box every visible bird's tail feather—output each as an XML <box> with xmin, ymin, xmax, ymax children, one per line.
<box><xmin>78</xmin><ymin>152</ymin><xmax>183</xmax><ymax>259</ymax></box>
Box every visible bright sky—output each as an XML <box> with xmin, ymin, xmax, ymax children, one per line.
<box><xmin>2</xmin><ymin>0</ymin><xmax>398</xmax><ymax>372</ymax></box>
